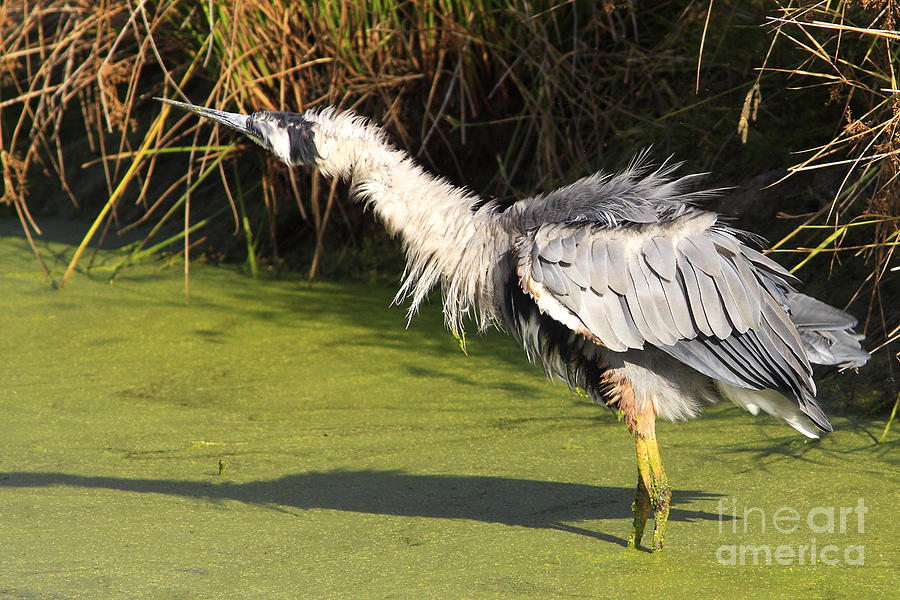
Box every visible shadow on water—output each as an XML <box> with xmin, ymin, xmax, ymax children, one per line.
<box><xmin>0</xmin><ymin>469</ymin><xmax>726</xmax><ymax>548</ymax></box>
<box><xmin>701</xmin><ymin>404</ymin><xmax>899</xmax><ymax>467</ymax></box>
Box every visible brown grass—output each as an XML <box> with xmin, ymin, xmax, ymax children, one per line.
<box><xmin>1</xmin><ymin>1</ymin><xmax>896</xmax><ymax>378</ymax></box>
<box><xmin>740</xmin><ymin>3</ymin><xmax>900</xmax><ymax>369</ymax></box>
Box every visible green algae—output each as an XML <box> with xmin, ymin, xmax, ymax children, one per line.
<box><xmin>1</xmin><ymin>219</ymin><xmax>898</xmax><ymax>599</ymax></box>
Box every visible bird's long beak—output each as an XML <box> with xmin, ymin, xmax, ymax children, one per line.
<box><xmin>156</xmin><ymin>97</ymin><xmax>262</xmax><ymax>144</ymax></box>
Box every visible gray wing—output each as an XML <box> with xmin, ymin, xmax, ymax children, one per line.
<box><xmin>514</xmin><ymin>214</ymin><xmax>828</xmax><ymax>428</ymax></box>
<box><xmin>787</xmin><ymin>292</ymin><xmax>869</xmax><ymax>368</ymax></box>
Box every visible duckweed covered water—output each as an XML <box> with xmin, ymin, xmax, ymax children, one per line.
<box><xmin>1</xmin><ymin>219</ymin><xmax>898</xmax><ymax>599</ymax></box>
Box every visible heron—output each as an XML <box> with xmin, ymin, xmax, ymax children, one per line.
<box><xmin>158</xmin><ymin>98</ymin><xmax>869</xmax><ymax>551</ymax></box>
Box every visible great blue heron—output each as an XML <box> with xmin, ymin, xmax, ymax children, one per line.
<box><xmin>158</xmin><ymin>98</ymin><xmax>869</xmax><ymax>551</ymax></box>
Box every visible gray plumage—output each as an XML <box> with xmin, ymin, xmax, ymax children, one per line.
<box><xmin>159</xmin><ymin>98</ymin><xmax>871</xmax><ymax>550</ymax></box>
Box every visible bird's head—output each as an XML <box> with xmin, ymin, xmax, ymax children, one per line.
<box><xmin>156</xmin><ymin>97</ymin><xmax>319</xmax><ymax>167</ymax></box>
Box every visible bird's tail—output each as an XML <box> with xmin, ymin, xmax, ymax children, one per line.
<box><xmin>786</xmin><ymin>292</ymin><xmax>870</xmax><ymax>369</ymax></box>
<box><xmin>717</xmin><ymin>293</ymin><xmax>869</xmax><ymax>439</ymax></box>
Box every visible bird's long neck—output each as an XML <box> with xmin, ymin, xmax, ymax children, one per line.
<box><xmin>304</xmin><ymin>109</ymin><xmax>508</xmax><ymax>331</ymax></box>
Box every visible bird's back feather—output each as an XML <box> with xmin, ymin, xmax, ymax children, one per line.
<box><xmin>507</xmin><ymin>162</ymin><xmax>868</xmax><ymax>434</ymax></box>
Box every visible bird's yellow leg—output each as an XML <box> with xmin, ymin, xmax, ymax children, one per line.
<box><xmin>628</xmin><ymin>432</ymin><xmax>671</xmax><ymax>551</ymax></box>
<box><xmin>601</xmin><ymin>371</ymin><xmax>671</xmax><ymax>551</ymax></box>
<box><xmin>627</xmin><ymin>449</ymin><xmax>651</xmax><ymax>549</ymax></box>
<box><xmin>644</xmin><ymin>434</ymin><xmax>671</xmax><ymax>551</ymax></box>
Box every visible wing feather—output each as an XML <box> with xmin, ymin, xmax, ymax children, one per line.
<box><xmin>708</xmin><ymin>229</ymin><xmax>742</xmax><ymax>254</ymax></box>
<box><xmin>676</xmin><ymin>253</ymin><xmax>715</xmax><ymax>337</ymax></box>
<box><xmin>660</xmin><ymin>271</ymin><xmax>695</xmax><ymax>338</ymax></box>
<box><xmin>589</xmin><ymin>240</ymin><xmax>609</xmax><ymax>293</ymax></box>
<box><xmin>624</xmin><ymin>256</ymin><xmax>664</xmax><ymax>346</ymax></box>
<box><xmin>668</xmin><ymin>336</ymin><xmax>763</xmax><ymax>389</ymax></box>
<box><xmin>577</xmin><ymin>292</ymin><xmax>626</xmax><ymax>351</ymax></box>
<box><xmin>537</xmin><ymin>258</ymin><xmax>569</xmax><ymax>296</ymax></box>
<box><xmin>529</xmin><ymin>251</ymin><xmax>545</xmax><ymax>283</ymax></box>
<box><xmin>724</xmin><ymin>258</ymin><xmax>757</xmax><ymax>332</ymax></box>
<box><xmin>760</xmin><ymin>300</ymin><xmax>811</xmax><ymax>377</ymax></box>
<box><xmin>644</xmin><ymin>235</ymin><xmax>676</xmax><ymax>280</ymax></box>
<box><xmin>515</xmin><ymin>215</ymin><xmax>817</xmax><ymax>412</ymax></box>
<box><xmin>541</xmin><ymin>236</ymin><xmax>564</xmax><ymax>263</ymax></box>
<box><xmin>566</xmin><ymin>240</ymin><xmax>593</xmax><ymax>289</ymax></box>
<box><xmin>730</xmin><ymin>251</ymin><xmax>762</xmax><ymax>319</ymax></box>
<box><xmin>741</xmin><ymin>323</ymin><xmax>804</xmax><ymax>392</ymax></box>
<box><xmin>678</xmin><ymin>234</ymin><xmax>721</xmax><ymax>277</ymax></box>
<box><xmin>636</xmin><ymin>252</ymin><xmax>681</xmax><ymax>343</ymax></box>
<box><xmin>716</xmin><ymin>334</ymin><xmax>779</xmax><ymax>389</ymax></box>
<box><xmin>692</xmin><ymin>262</ymin><xmax>731</xmax><ymax>339</ymax></box>
<box><xmin>560</xmin><ymin>234</ymin><xmax>577</xmax><ymax>260</ymax></box>
<box><xmin>600</xmin><ymin>290</ymin><xmax>645</xmax><ymax>350</ymax></box>
<box><xmin>712</xmin><ymin>259</ymin><xmax>750</xmax><ymax>333</ymax></box>
<box><xmin>604</xmin><ymin>238</ymin><xmax>629</xmax><ymax>295</ymax></box>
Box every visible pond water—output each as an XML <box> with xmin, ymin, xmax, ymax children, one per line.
<box><xmin>1</xmin><ymin>219</ymin><xmax>896</xmax><ymax>598</ymax></box>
